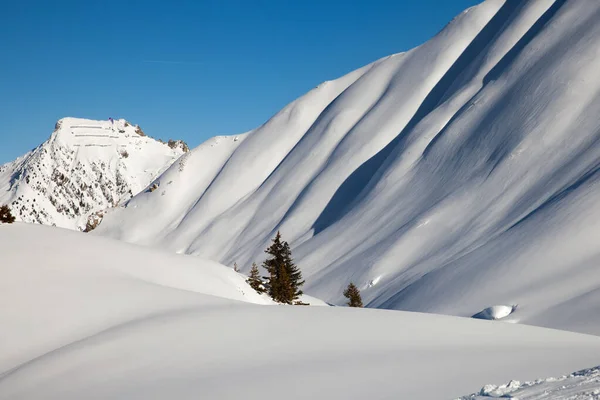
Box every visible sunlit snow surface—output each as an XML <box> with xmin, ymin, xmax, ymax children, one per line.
<box><xmin>2</xmin><ymin>223</ymin><xmax>600</xmax><ymax>400</ymax></box>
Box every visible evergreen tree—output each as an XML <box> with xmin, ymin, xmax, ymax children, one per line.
<box><xmin>262</xmin><ymin>231</ymin><xmax>285</xmax><ymax>300</ymax></box>
<box><xmin>280</xmin><ymin>240</ymin><xmax>304</xmax><ymax>302</ymax></box>
<box><xmin>233</xmin><ymin>262</ymin><xmax>239</xmax><ymax>272</ymax></box>
<box><xmin>262</xmin><ymin>231</ymin><xmax>305</xmax><ymax>304</ymax></box>
<box><xmin>0</xmin><ymin>205</ymin><xmax>15</xmax><ymax>224</ymax></box>
<box><xmin>343</xmin><ymin>282</ymin><xmax>363</xmax><ymax>307</ymax></box>
<box><xmin>246</xmin><ymin>262</ymin><xmax>264</xmax><ymax>293</ymax></box>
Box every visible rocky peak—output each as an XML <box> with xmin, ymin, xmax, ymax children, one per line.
<box><xmin>0</xmin><ymin>117</ymin><xmax>186</xmax><ymax>230</ymax></box>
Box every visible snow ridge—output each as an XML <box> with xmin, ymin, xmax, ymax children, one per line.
<box><xmin>0</xmin><ymin>117</ymin><xmax>186</xmax><ymax>230</ymax></box>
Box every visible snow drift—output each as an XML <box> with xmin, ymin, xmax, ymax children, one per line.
<box><xmin>95</xmin><ymin>0</ymin><xmax>600</xmax><ymax>335</ymax></box>
<box><xmin>0</xmin><ymin>117</ymin><xmax>186</xmax><ymax>230</ymax></box>
<box><xmin>0</xmin><ymin>223</ymin><xmax>273</xmax><ymax>374</ymax></box>
<box><xmin>2</xmin><ymin>223</ymin><xmax>600</xmax><ymax>400</ymax></box>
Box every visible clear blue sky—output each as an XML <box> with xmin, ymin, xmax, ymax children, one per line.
<box><xmin>1</xmin><ymin>0</ymin><xmax>481</xmax><ymax>164</ymax></box>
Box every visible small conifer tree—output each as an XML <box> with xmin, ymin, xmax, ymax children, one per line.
<box><xmin>246</xmin><ymin>263</ymin><xmax>264</xmax><ymax>293</ymax></box>
<box><xmin>0</xmin><ymin>205</ymin><xmax>15</xmax><ymax>224</ymax></box>
<box><xmin>343</xmin><ymin>282</ymin><xmax>363</xmax><ymax>308</ymax></box>
<box><xmin>233</xmin><ymin>262</ymin><xmax>239</xmax><ymax>272</ymax></box>
<box><xmin>262</xmin><ymin>231</ymin><xmax>305</xmax><ymax>304</ymax></box>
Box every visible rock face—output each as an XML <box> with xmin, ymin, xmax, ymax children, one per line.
<box><xmin>0</xmin><ymin>117</ymin><xmax>186</xmax><ymax>230</ymax></box>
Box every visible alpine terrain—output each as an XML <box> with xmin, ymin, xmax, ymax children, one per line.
<box><xmin>2</xmin><ymin>0</ymin><xmax>600</xmax><ymax>399</ymax></box>
<box><xmin>0</xmin><ymin>117</ymin><xmax>187</xmax><ymax>230</ymax></box>
<box><xmin>95</xmin><ymin>0</ymin><xmax>600</xmax><ymax>335</ymax></box>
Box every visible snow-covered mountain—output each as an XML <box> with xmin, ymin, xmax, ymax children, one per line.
<box><xmin>2</xmin><ymin>223</ymin><xmax>600</xmax><ymax>400</ymax></box>
<box><xmin>0</xmin><ymin>117</ymin><xmax>187</xmax><ymax>230</ymax></box>
<box><xmin>96</xmin><ymin>0</ymin><xmax>600</xmax><ymax>334</ymax></box>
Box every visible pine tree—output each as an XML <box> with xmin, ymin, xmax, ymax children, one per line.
<box><xmin>280</xmin><ymin>240</ymin><xmax>304</xmax><ymax>303</ymax></box>
<box><xmin>262</xmin><ymin>231</ymin><xmax>285</xmax><ymax>300</ymax></box>
<box><xmin>343</xmin><ymin>282</ymin><xmax>363</xmax><ymax>307</ymax></box>
<box><xmin>233</xmin><ymin>262</ymin><xmax>239</xmax><ymax>272</ymax></box>
<box><xmin>262</xmin><ymin>231</ymin><xmax>305</xmax><ymax>304</ymax></box>
<box><xmin>0</xmin><ymin>205</ymin><xmax>15</xmax><ymax>224</ymax></box>
<box><xmin>246</xmin><ymin>262</ymin><xmax>264</xmax><ymax>293</ymax></box>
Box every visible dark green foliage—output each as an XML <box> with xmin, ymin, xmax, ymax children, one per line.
<box><xmin>0</xmin><ymin>205</ymin><xmax>15</xmax><ymax>224</ymax></box>
<box><xmin>262</xmin><ymin>231</ymin><xmax>305</xmax><ymax>304</ymax></box>
<box><xmin>343</xmin><ymin>282</ymin><xmax>363</xmax><ymax>308</ymax></box>
<box><xmin>246</xmin><ymin>262</ymin><xmax>264</xmax><ymax>293</ymax></box>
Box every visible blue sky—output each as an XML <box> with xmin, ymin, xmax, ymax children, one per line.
<box><xmin>1</xmin><ymin>0</ymin><xmax>481</xmax><ymax>163</ymax></box>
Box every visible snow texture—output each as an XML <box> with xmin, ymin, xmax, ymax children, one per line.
<box><xmin>0</xmin><ymin>117</ymin><xmax>185</xmax><ymax>230</ymax></box>
<box><xmin>94</xmin><ymin>0</ymin><xmax>600</xmax><ymax>335</ymax></box>
<box><xmin>2</xmin><ymin>223</ymin><xmax>600</xmax><ymax>400</ymax></box>
<box><xmin>458</xmin><ymin>365</ymin><xmax>600</xmax><ymax>399</ymax></box>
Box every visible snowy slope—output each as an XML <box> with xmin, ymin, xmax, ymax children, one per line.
<box><xmin>96</xmin><ymin>0</ymin><xmax>600</xmax><ymax>334</ymax></box>
<box><xmin>458</xmin><ymin>365</ymin><xmax>600</xmax><ymax>399</ymax></box>
<box><xmin>0</xmin><ymin>223</ymin><xmax>272</xmax><ymax>374</ymax></box>
<box><xmin>2</xmin><ymin>223</ymin><xmax>600</xmax><ymax>400</ymax></box>
<box><xmin>0</xmin><ymin>117</ymin><xmax>186</xmax><ymax>230</ymax></box>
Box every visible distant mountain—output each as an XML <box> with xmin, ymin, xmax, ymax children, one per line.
<box><xmin>96</xmin><ymin>0</ymin><xmax>600</xmax><ymax>335</ymax></box>
<box><xmin>0</xmin><ymin>117</ymin><xmax>187</xmax><ymax>230</ymax></box>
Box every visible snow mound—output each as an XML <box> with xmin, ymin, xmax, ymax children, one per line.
<box><xmin>0</xmin><ymin>117</ymin><xmax>185</xmax><ymax>230</ymax></box>
<box><xmin>2</xmin><ymin>223</ymin><xmax>600</xmax><ymax>399</ymax></box>
<box><xmin>458</xmin><ymin>366</ymin><xmax>600</xmax><ymax>399</ymax></box>
<box><xmin>472</xmin><ymin>305</ymin><xmax>517</xmax><ymax>320</ymax></box>
<box><xmin>0</xmin><ymin>223</ymin><xmax>274</xmax><ymax>373</ymax></box>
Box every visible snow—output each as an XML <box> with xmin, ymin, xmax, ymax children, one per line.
<box><xmin>472</xmin><ymin>305</ymin><xmax>517</xmax><ymax>320</ymax></box>
<box><xmin>93</xmin><ymin>0</ymin><xmax>600</xmax><ymax>335</ymax></box>
<box><xmin>2</xmin><ymin>223</ymin><xmax>600</xmax><ymax>400</ymax></box>
<box><xmin>0</xmin><ymin>223</ymin><xmax>273</xmax><ymax>373</ymax></box>
<box><xmin>458</xmin><ymin>366</ymin><xmax>600</xmax><ymax>399</ymax></box>
<box><xmin>0</xmin><ymin>117</ymin><xmax>185</xmax><ymax>230</ymax></box>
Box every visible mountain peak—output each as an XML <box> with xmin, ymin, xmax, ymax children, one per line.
<box><xmin>51</xmin><ymin>117</ymin><xmax>151</xmax><ymax>148</ymax></box>
<box><xmin>0</xmin><ymin>117</ymin><xmax>186</xmax><ymax>230</ymax></box>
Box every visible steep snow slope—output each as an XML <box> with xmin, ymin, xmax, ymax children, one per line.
<box><xmin>97</xmin><ymin>0</ymin><xmax>600</xmax><ymax>334</ymax></box>
<box><xmin>2</xmin><ymin>224</ymin><xmax>600</xmax><ymax>400</ymax></box>
<box><xmin>0</xmin><ymin>117</ymin><xmax>186</xmax><ymax>230</ymax></box>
